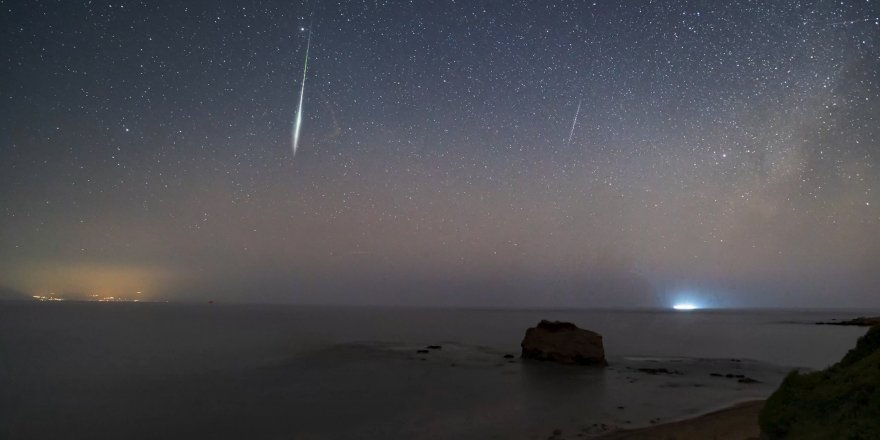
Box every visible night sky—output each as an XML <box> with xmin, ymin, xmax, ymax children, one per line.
<box><xmin>1</xmin><ymin>1</ymin><xmax>878</xmax><ymax>308</ymax></box>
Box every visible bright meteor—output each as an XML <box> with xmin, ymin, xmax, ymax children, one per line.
<box><xmin>292</xmin><ymin>27</ymin><xmax>312</xmax><ymax>157</ymax></box>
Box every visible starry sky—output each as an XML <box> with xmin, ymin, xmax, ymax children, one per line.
<box><xmin>1</xmin><ymin>0</ymin><xmax>878</xmax><ymax>308</ymax></box>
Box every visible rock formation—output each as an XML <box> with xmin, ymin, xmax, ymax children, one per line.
<box><xmin>520</xmin><ymin>320</ymin><xmax>607</xmax><ymax>365</ymax></box>
<box><xmin>816</xmin><ymin>316</ymin><xmax>880</xmax><ymax>326</ymax></box>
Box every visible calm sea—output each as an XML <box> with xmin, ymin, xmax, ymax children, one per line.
<box><xmin>0</xmin><ymin>302</ymin><xmax>871</xmax><ymax>439</ymax></box>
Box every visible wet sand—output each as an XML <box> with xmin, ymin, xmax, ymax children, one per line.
<box><xmin>594</xmin><ymin>400</ymin><xmax>764</xmax><ymax>440</ymax></box>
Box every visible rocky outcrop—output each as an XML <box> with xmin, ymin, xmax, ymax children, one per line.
<box><xmin>520</xmin><ymin>320</ymin><xmax>607</xmax><ymax>365</ymax></box>
<box><xmin>816</xmin><ymin>316</ymin><xmax>880</xmax><ymax>326</ymax></box>
<box><xmin>760</xmin><ymin>325</ymin><xmax>880</xmax><ymax>439</ymax></box>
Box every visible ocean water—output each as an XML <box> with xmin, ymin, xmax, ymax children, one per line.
<box><xmin>0</xmin><ymin>302</ymin><xmax>871</xmax><ymax>439</ymax></box>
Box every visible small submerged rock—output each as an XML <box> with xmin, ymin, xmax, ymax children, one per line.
<box><xmin>709</xmin><ymin>372</ymin><xmax>761</xmax><ymax>383</ymax></box>
<box><xmin>637</xmin><ymin>367</ymin><xmax>681</xmax><ymax>375</ymax></box>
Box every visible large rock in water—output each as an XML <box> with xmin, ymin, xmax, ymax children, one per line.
<box><xmin>520</xmin><ymin>320</ymin><xmax>607</xmax><ymax>365</ymax></box>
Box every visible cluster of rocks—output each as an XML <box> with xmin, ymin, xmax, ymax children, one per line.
<box><xmin>415</xmin><ymin>345</ymin><xmax>443</xmax><ymax>354</ymax></box>
<box><xmin>710</xmin><ymin>372</ymin><xmax>762</xmax><ymax>383</ymax></box>
<box><xmin>816</xmin><ymin>316</ymin><xmax>880</xmax><ymax>326</ymax></box>
<box><xmin>407</xmin><ymin>320</ymin><xmax>675</xmax><ymax>369</ymax></box>
<box><xmin>518</xmin><ymin>320</ymin><xmax>765</xmax><ymax>390</ymax></box>
<box><xmin>415</xmin><ymin>317</ymin><xmax>846</xmax><ymax>385</ymax></box>
<box><xmin>410</xmin><ymin>344</ymin><xmax>518</xmax><ymax>369</ymax></box>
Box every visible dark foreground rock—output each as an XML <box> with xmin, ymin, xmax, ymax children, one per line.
<box><xmin>760</xmin><ymin>325</ymin><xmax>880</xmax><ymax>439</ymax></box>
<box><xmin>738</xmin><ymin>377</ymin><xmax>761</xmax><ymax>384</ymax></box>
<box><xmin>520</xmin><ymin>320</ymin><xmax>606</xmax><ymax>365</ymax></box>
<box><xmin>816</xmin><ymin>316</ymin><xmax>880</xmax><ymax>326</ymax></box>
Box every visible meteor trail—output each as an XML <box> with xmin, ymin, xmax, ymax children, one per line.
<box><xmin>566</xmin><ymin>100</ymin><xmax>581</xmax><ymax>146</ymax></box>
<box><xmin>825</xmin><ymin>17</ymin><xmax>877</xmax><ymax>27</ymax></box>
<box><xmin>292</xmin><ymin>27</ymin><xmax>312</xmax><ymax>157</ymax></box>
<box><xmin>806</xmin><ymin>17</ymin><xmax>877</xmax><ymax>27</ymax></box>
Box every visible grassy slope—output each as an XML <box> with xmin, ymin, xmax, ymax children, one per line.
<box><xmin>759</xmin><ymin>326</ymin><xmax>880</xmax><ymax>439</ymax></box>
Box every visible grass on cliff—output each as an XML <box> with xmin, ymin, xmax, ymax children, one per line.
<box><xmin>759</xmin><ymin>325</ymin><xmax>880</xmax><ymax>440</ymax></box>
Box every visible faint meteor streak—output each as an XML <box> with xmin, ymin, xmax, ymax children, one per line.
<box><xmin>828</xmin><ymin>17</ymin><xmax>880</xmax><ymax>26</ymax></box>
<box><xmin>566</xmin><ymin>100</ymin><xmax>581</xmax><ymax>146</ymax></box>
<box><xmin>292</xmin><ymin>27</ymin><xmax>312</xmax><ymax>157</ymax></box>
<box><xmin>825</xmin><ymin>17</ymin><xmax>876</xmax><ymax>26</ymax></box>
<box><xmin>807</xmin><ymin>17</ymin><xmax>877</xmax><ymax>27</ymax></box>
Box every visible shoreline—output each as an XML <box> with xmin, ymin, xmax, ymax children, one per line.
<box><xmin>594</xmin><ymin>400</ymin><xmax>765</xmax><ymax>440</ymax></box>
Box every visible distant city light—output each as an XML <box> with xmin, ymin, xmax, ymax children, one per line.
<box><xmin>673</xmin><ymin>303</ymin><xmax>698</xmax><ymax>311</ymax></box>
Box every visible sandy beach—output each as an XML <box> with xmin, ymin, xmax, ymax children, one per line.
<box><xmin>595</xmin><ymin>400</ymin><xmax>764</xmax><ymax>440</ymax></box>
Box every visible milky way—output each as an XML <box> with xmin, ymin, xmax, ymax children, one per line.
<box><xmin>0</xmin><ymin>1</ymin><xmax>878</xmax><ymax>307</ymax></box>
